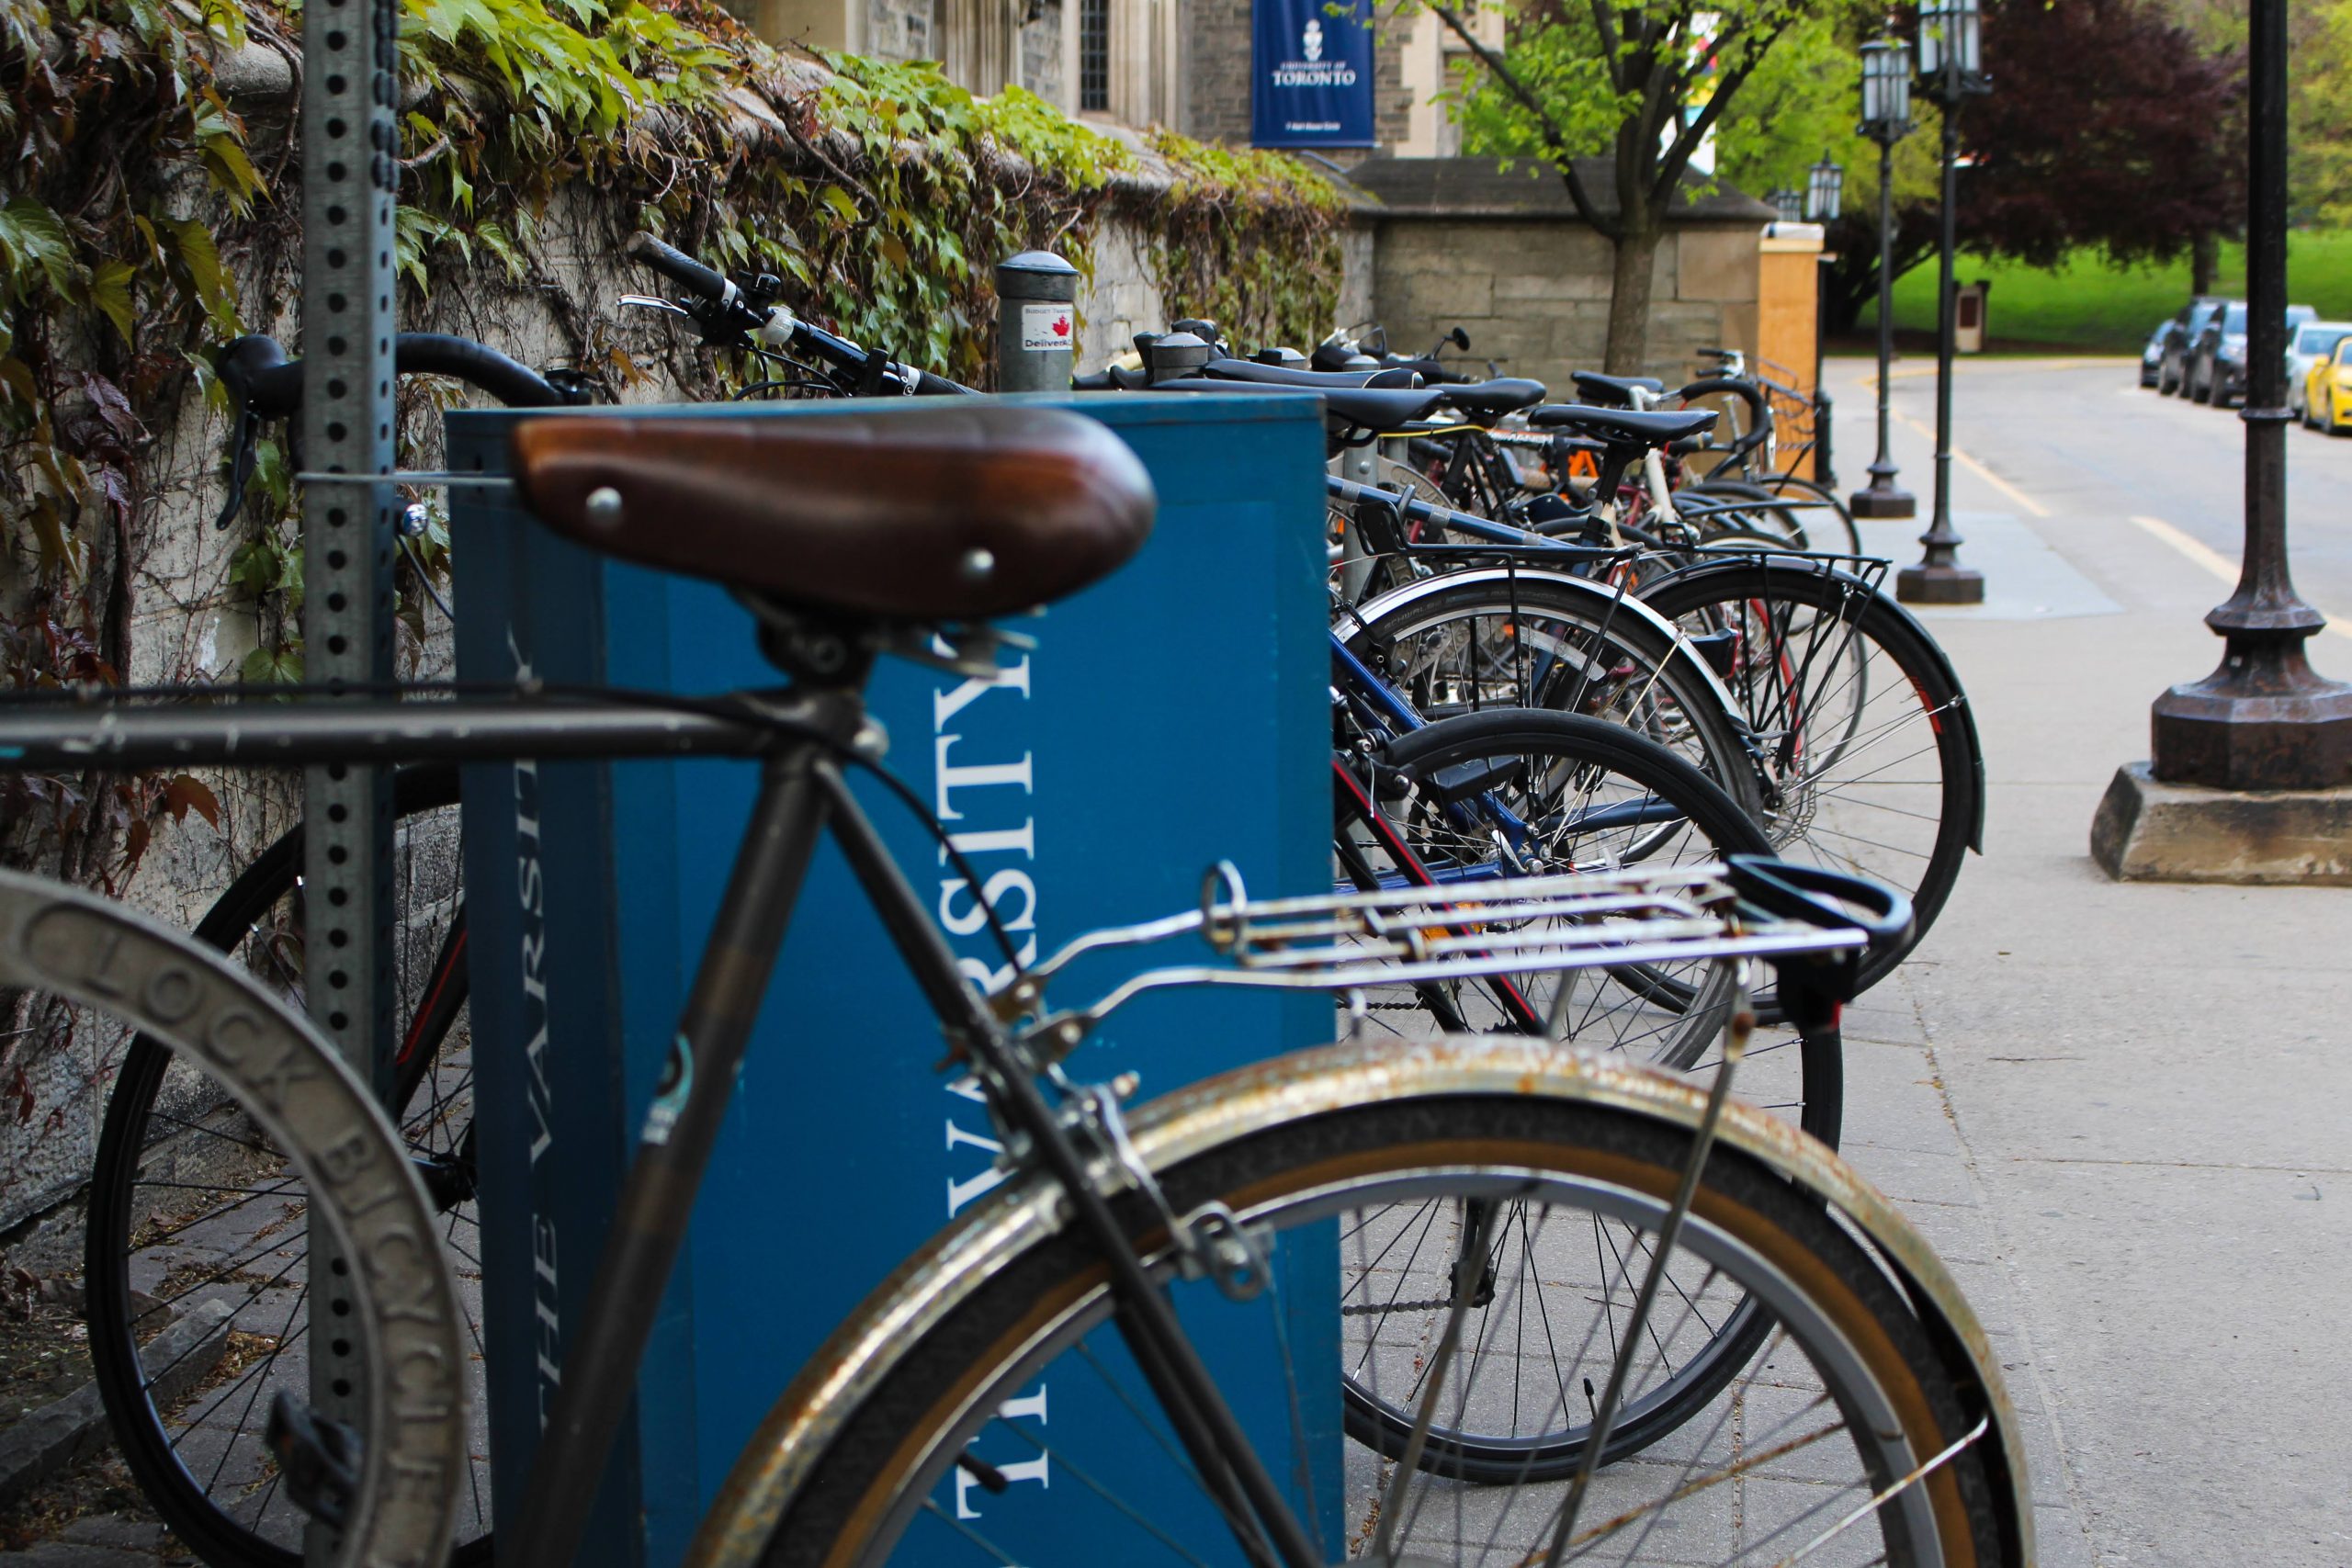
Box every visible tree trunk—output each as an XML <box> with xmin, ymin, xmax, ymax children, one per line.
<box><xmin>1603</xmin><ymin>223</ymin><xmax>1661</xmax><ymax>374</ymax></box>
<box><xmin>2192</xmin><ymin>230</ymin><xmax>2219</xmax><ymax>295</ymax></box>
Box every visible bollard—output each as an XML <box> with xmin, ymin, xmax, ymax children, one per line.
<box><xmin>1145</xmin><ymin>331</ymin><xmax>1214</xmax><ymax>385</ymax></box>
<box><xmin>995</xmin><ymin>250</ymin><xmax>1079</xmax><ymax>391</ymax></box>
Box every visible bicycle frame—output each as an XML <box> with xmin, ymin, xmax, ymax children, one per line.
<box><xmin>0</xmin><ymin>676</ymin><xmax>1332</xmax><ymax>1568</ymax></box>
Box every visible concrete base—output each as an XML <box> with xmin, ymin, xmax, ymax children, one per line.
<box><xmin>2090</xmin><ymin>761</ymin><xmax>2352</xmax><ymax>883</ymax></box>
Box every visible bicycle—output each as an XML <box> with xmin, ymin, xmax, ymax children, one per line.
<box><xmin>86</xmin><ymin>270</ymin><xmax>1797</xmax><ymax>1559</ymax></box>
<box><xmin>0</xmin><ymin>400</ymin><xmax>2029</xmax><ymax>1566</ymax></box>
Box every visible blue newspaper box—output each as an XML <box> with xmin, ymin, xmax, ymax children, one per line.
<box><xmin>447</xmin><ymin>391</ymin><xmax>1335</xmax><ymax>1564</ymax></box>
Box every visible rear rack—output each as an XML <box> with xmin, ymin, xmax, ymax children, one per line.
<box><xmin>1000</xmin><ymin>860</ymin><xmax>1897</xmax><ymax>1056</ymax></box>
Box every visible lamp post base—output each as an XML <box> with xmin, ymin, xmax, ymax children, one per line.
<box><xmin>1895</xmin><ymin>561</ymin><xmax>1984</xmax><ymax>604</ymax></box>
<box><xmin>2149</xmin><ymin>663</ymin><xmax>2352</xmax><ymax>791</ymax></box>
<box><xmin>1849</xmin><ymin>483</ymin><xmax>1917</xmax><ymax>519</ymax></box>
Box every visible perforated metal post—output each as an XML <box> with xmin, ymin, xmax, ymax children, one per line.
<box><xmin>299</xmin><ymin>0</ymin><xmax>401</xmax><ymax>1546</ymax></box>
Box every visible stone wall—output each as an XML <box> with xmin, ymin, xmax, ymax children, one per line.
<box><xmin>1372</xmin><ymin>217</ymin><xmax>1762</xmax><ymax>388</ymax></box>
<box><xmin>1182</xmin><ymin>0</ymin><xmax>1251</xmax><ymax>144</ymax></box>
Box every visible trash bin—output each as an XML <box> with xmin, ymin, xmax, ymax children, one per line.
<box><xmin>448</xmin><ymin>390</ymin><xmax>1340</xmax><ymax>1567</ymax></box>
<box><xmin>1955</xmin><ymin>279</ymin><xmax>1991</xmax><ymax>354</ymax></box>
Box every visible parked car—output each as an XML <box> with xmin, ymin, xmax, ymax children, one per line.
<box><xmin>2139</xmin><ymin>321</ymin><xmax>2169</xmax><ymax>387</ymax></box>
<box><xmin>2158</xmin><ymin>296</ymin><xmax>2227</xmax><ymax>395</ymax></box>
<box><xmin>2287</xmin><ymin>321</ymin><xmax>2352</xmax><ymax>420</ymax></box>
<box><xmin>2303</xmin><ymin>334</ymin><xmax>2352</xmax><ymax>432</ymax></box>
<box><xmin>2189</xmin><ymin>301</ymin><xmax>2319</xmax><ymax>406</ymax></box>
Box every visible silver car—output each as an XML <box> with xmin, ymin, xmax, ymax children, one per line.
<box><xmin>2287</xmin><ymin>321</ymin><xmax>2352</xmax><ymax>418</ymax></box>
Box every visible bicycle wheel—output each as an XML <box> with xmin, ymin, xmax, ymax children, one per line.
<box><xmin>1638</xmin><ymin>558</ymin><xmax>1982</xmax><ymax>992</ymax></box>
<box><xmin>1340</xmin><ymin>570</ymin><xmax>1763</xmax><ymax>823</ymax></box>
<box><xmin>84</xmin><ymin>764</ymin><xmax>489</xmax><ymax>1568</ymax></box>
<box><xmin>1755</xmin><ymin>472</ymin><xmax>1865</xmax><ymax>556</ymax></box>
<box><xmin>1331</xmin><ymin>710</ymin><xmax>1842</xmax><ymax>1480</ymax></box>
<box><xmin>702</xmin><ymin>1054</ymin><xmax>2015</xmax><ymax>1567</ymax></box>
<box><xmin>1333</xmin><ymin>708</ymin><xmax>1779</xmax><ymax>1071</ymax></box>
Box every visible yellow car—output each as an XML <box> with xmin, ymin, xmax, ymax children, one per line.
<box><xmin>2304</xmin><ymin>337</ymin><xmax>2352</xmax><ymax>433</ymax></box>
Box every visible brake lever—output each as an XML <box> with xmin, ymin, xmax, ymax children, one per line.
<box><xmin>618</xmin><ymin>293</ymin><xmax>695</xmax><ymax>319</ymax></box>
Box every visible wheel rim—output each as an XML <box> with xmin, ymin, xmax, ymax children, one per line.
<box><xmin>803</xmin><ymin>1160</ymin><xmax>1964</xmax><ymax>1567</ymax></box>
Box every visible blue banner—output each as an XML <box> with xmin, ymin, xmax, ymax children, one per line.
<box><xmin>1251</xmin><ymin>0</ymin><xmax>1374</xmax><ymax>148</ymax></box>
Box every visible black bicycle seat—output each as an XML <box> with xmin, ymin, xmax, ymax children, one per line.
<box><xmin>1568</xmin><ymin>371</ymin><xmax>1667</xmax><ymax>406</ymax></box>
<box><xmin>1437</xmin><ymin>378</ymin><xmax>1547</xmax><ymax>418</ymax></box>
<box><xmin>1523</xmin><ymin>403</ymin><xmax>1718</xmax><ymax>447</ymax></box>
<box><xmin>1151</xmin><ymin>378</ymin><xmax>1448</xmax><ymax>430</ymax></box>
<box><xmin>1200</xmin><ymin>357</ymin><xmax>1422</xmax><ymax>390</ymax></box>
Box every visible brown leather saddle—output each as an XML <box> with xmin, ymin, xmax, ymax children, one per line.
<box><xmin>511</xmin><ymin>405</ymin><xmax>1156</xmax><ymax>621</ymax></box>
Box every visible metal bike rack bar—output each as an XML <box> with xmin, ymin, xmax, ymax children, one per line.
<box><xmin>298</xmin><ymin>0</ymin><xmax>401</xmax><ymax>1545</ymax></box>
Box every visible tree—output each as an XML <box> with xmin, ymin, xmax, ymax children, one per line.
<box><xmin>1429</xmin><ymin>0</ymin><xmax>1840</xmax><ymax>372</ymax></box>
<box><xmin>1810</xmin><ymin>0</ymin><xmax>2245</xmax><ymax>333</ymax></box>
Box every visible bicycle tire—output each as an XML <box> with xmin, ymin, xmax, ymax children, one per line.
<box><xmin>700</xmin><ymin>1051</ymin><xmax>2013</xmax><ymax>1567</ymax></box>
<box><xmin>84</xmin><ymin>763</ymin><xmax>490</xmax><ymax>1568</ymax></box>
<box><xmin>1339</xmin><ymin>570</ymin><xmax>1764</xmax><ymax>822</ymax></box>
<box><xmin>1636</xmin><ymin>558</ymin><xmax>1983</xmax><ymax>993</ymax></box>
<box><xmin>1334</xmin><ymin>707</ymin><xmax>1782</xmax><ymax>1070</ymax></box>
<box><xmin>1755</xmin><ymin>472</ymin><xmax>1866</xmax><ymax>556</ymax></box>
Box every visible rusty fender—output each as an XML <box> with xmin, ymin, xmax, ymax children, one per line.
<box><xmin>689</xmin><ymin>1034</ymin><xmax>2031</xmax><ymax>1568</ymax></box>
<box><xmin>0</xmin><ymin>871</ymin><xmax>468</xmax><ymax>1568</ymax></box>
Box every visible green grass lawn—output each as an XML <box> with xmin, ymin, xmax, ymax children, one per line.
<box><xmin>1864</xmin><ymin>231</ymin><xmax>2352</xmax><ymax>353</ymax></box>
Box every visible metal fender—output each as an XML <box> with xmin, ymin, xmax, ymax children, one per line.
<box><xmin>0</xmin><ymin>871</ymin><xmax>469</xmax><ymax>1568</ymax></box>
<box><xmin>1638</xmin><ymin>552</ymin><xmax>1989</xmax><ymax>853</ymax></box>
<box><xmin>692</xmin><ymin>1035</ymin><xmax>2030</xmax><ymax>1568</ymax></box>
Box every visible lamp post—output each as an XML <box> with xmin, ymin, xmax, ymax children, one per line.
<box><xmin>2145</xmin><ymin>0</ymin><xmax>2352</xmax><ymax>788</ymax></box>
<box><xmin>1771</xmin><ymin>187</ymin><xmax>1804</xmax><ymax>223</ymax></box>
<box><xmin>1850</xmin><ymin>38</ymin><xmax>1916</xmax><ymax>520</ymax></box>
<box><xmin>1805</xmin><ymin>153</ymin><xmax>1843</xmax><ymax>488</ymax></box>
<box><xmin>1898</xmin><ymin>0</ymin><xmax>1988</xmax><ymax>603</ymax></box>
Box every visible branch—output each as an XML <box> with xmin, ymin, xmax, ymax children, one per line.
<box><xmin>1656</xmin><ymin>17</ymin><xmax>1781</xmax><ymax>197</ymax></box>
<box><xmin>1428</xmin><ymin>3</ymin><xmax>1616</xmax><ymax>236</ymax></box>
<box><xmin>1590</xmin><ymin>0</ymin><xmax>1627</xmax><ymax>95</ymax></box>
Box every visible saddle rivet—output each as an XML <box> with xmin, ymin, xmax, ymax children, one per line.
<box><xmin>584</xmin><ymin>486</ymin><xmax>624</xmax><ymax>529</ymax></box>
<box><xmin>960</xmin><ymin>547</ymin><xmax>996</xmax><ymax>582</ymax></box>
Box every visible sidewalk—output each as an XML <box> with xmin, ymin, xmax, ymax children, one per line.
<box><xmin>1823</xmin><ymin>357</ymin><xmax>2352</xmax><ymax>1567</ymax></box>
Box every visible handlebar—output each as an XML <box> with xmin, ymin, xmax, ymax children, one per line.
<box><xmin>209</xmin><ymin>331</ymin><xmax>588</xmax><ymax>529</ymax></box>
<box><xmin>623</xmin><ymin>230</ymin><xmax>976</xmax><ymax>398</ymax></box>
<box><xmin>216</xmin><ymin>333</ymin><xmax>582</xmax><ymax>418</ymax></box>
<box><xmin>623</xmin><ymin>231</ymin><xmax>742</xmax><ymax>311</ymax></box>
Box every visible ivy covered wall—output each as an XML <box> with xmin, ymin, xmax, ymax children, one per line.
<box><xmin>0</xmin><ymin>0</ymin><xmax>1364</xmax><ymax>1240</ymax></box>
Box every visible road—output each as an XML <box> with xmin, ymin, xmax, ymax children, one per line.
<box><xmin>1820</xmin><ymin>355</ymin><xmax>2352</xmax><ymax>1568</ymax></box>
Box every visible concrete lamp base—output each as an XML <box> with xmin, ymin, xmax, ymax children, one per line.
<box><xmin>2090</xmin><ymin>761</ymin><xmax>2352</xmax><ymax>884</ymax></box>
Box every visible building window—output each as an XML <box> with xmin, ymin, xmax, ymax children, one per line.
<box><xmin>1079</xmin><ymin>0</ymin><xmax>1109</xmax><ymax>110</ymax></box>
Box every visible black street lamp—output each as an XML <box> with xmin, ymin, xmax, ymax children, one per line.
<box><xmin>1851</xmin><ymin>37</ymin><xmax>1916</xmax><ymax>520</ymax></box>
<box><xmin>1898</xmin><ymin>0</ymin><xmax>1989</xmax><ymax>603</ymax></box>
<box><xmin>1806</xmin><ymin>153</ymin><xmax>1843</xmax><ymax>488</ymax></box>
<box><xmin>1804</xmin><ymin>155</ymin><xmax>1844</xmax><ymax>225</ymax></box>
<box><xmin>1770</xmin><ymin>187</ymin><xmax>1805</xmax><ymax>223</ymax></box>
<box><xmin>2145</xmin><ymin>0</ymin><xmax>2352</xmax><ymax>787</ymax></box>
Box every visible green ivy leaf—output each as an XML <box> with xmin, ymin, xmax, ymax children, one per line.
<box><xmin>85</xmin><ymin>259</ymin><xmax>136</xmax><ymax>345</ymax></box>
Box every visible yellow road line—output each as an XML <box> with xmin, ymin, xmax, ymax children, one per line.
<box><xmin>1893</xmin><ymin>412</ymin><xmax>2052</xmax><ymax>517</ymax></box>
<box><xmin>2130</xmin><ymin>514</ymin><xmax>2352</xmax><ymax>643</ymax></box>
